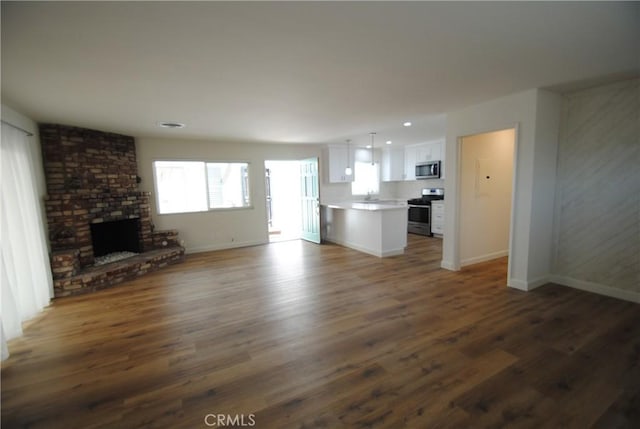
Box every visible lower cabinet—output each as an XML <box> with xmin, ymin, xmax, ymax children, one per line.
<box><xmin>431</xmin><ymin>201</ymin><xmax>444</xmax><ymax>236</ymax></box>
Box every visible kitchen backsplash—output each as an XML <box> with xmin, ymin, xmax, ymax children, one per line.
<box><xmin>395</xmin><ymin>178</ymin><xmax>445</xmax><ymax>199</ymax></box>
<box><xmin>320</xmin><ymin>178</ymin><xmax>445</xmax><ymax>204</ymax></box>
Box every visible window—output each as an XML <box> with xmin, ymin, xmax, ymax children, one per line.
<box><xmin>154</xmin><ymin>161</ymin><xmax>250</xmax><ymax>214</ymax></box>
<box><xmin>206</xmin><ymin>163</ymin><xmax>250</xmax><ymax>209</ymax></box>
<box><xmin>351</xmin><ymin>161</ymin><xmax>380</xmax><ymax>196</ymax></box>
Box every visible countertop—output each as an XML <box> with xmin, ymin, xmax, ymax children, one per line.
<box><xmin>323</xmin><ymin>200</ymin><xmax>408</xmax><ymax>211</ymax></box>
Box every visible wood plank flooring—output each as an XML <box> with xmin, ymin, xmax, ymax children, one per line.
<box><xmin>2</xmin><ymin>235</ymin><xmax>639</xmax><ymax>428</ymax></box>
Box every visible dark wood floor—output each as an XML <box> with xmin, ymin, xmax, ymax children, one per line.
<box><xmin>2</xmin><ymin>235</ymin><xmax>639</xmax><ymax>428</ymax></box>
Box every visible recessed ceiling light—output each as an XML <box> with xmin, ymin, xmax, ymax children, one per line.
<box><xmin>386</xmin><ymin>140</ymin><xmax>392</xmax><ymax>145</ymax></box>
<box><xmin>366</xmin><ymin>145</ymin><xmax>372</xmax><ymax>149</ymax></box>
<box><xmin>158</xmin><ymin>121</ymin><xmax>185</xmax><ymax>129</ymax></box>
<box><xmin>403</xmin><ymin>121</ymin><xmax>412</xmax><ymax>127</ymax></box>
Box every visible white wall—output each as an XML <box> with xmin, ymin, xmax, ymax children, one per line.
<box><xmin>527</xmin><ymin>90</ymin><xmax>562</xmax><ymax>287</ymax></box>
<box><xmin>136</xmin><ymin>137</ymin><xmax>322</xmax><ymax>253</ymax></box>
<box><xmin>443</xmin><ymin>89</ymin><xmax>562</xmax><ymax>291</ymax></box>
<box><xmin>459</xmin><ymin>129</ymin><xmax>514</xmax><ymax>266</ymax></box>
<box><xmin>551</xmin><ymin>78</ymin><xmax>639</xmax><ymax>302</ymax></box>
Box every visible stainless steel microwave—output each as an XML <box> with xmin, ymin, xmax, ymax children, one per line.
<box><xmin>416</xmin><ymin>161</ymin><xmax>441</xmax><ymax>179</ymax></box>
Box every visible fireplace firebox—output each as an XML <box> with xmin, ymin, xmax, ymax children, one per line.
<box><xmin>90</xmin><ymin>218</ymin><xmax>141</xmax><ymax>257</ymax></box>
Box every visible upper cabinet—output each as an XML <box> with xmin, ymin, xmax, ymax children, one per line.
<box><xmin>325</xmin><ymin>145</ymin><xmax>354</xmax><ymax>183</ymax></box>
<box><xmin>381</xmin><ymin>146</ymin><xmax>405</xmax><ymax>182</ymax></box>
<box><xmin>404</xmin><ymin>145</ymin><xmax>418</xmax><ymax>181</ymax></box>
<box><xmin>415</xmin><ymin>141</ymin><xmax>442</xmax><ymax>163</ymax></box>
<box><xmin>404</xmin><ymin>139</ymin><xmax>445</xmax><ymax>181</ymax></box>
<box><xmin>326</xmin><ymin>138</ymin><xmax>445</xmax><ymax>183</ymax></box>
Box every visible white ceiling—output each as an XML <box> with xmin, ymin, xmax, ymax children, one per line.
<box><xmin>2</xmin><ymin>2</ymin><xmax>638</xmax><ymax>147</ymax></box>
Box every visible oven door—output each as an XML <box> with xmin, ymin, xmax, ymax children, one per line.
<box><xmin>408</xmin><ymin>205</ymin><xmax>429</xmax><ymax>224</ymax></box>
<box><xmin>407</xmin><ymin>205</ymin><xmax>431</xmax><ymax>236</ymax></box>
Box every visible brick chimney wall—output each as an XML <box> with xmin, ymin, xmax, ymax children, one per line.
<box><xmin>40</xmin><ymin>124</ymin><xmax>153</xmax><ymax>267</ymax></box>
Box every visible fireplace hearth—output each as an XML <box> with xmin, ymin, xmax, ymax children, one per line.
<box><xmin>94</xmin><ymin>251</ymin><xmax>138</xmax><ymax>266</ymax></box>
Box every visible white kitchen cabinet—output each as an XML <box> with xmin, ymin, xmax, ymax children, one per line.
<box><xmin>432</xmin><ymin>142</ymin><xmax>442</xmax><ymax>163</ymax></box>
<box><xmin>415</xmin><ymin>144</ymin><xmax>431</xmax><ymax>163</ymax></box>
<box><xmin>431</xmin><ymin>201</ymin><xmax>444</xmax><ymax>236</ymax></box>
<box><xmin>381</xmin><ymin>146</ymin><xmax>405</xmax><ymax>182</ymax></box>
<box><xmin>404</xmin><ymin>145</ymin><xmax>417</xmax><ymax>181</ymax></box>
<box><xmin>415</xmin><ymin>140</ymin><xmax>443</xmax><ymax>163</ymax></box>
<box><xmin>326</xmin><ymin>145</ymin><xmax>354</xmax><ymax>183</ymax></box>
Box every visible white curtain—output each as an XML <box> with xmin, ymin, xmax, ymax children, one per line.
<box><xmin>1</xmin><ymin>123</ymin><xmax>52</xmax><ymax>361</ymax></box>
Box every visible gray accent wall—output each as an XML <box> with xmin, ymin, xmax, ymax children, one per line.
<box><xmin>552</xmin><ymin>78</ymin><xmax>640</xmax><ymax>298</ymax></box>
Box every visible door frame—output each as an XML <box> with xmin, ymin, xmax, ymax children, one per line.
<box><xmin>454</xmin><ymin>123</ymin><xmax>520</xmax><ymax>284</ymax></box>
<box><xmin>263</xmin><ymin>158</ymin><xmax>321</xmax><ymax>244</ymax></box>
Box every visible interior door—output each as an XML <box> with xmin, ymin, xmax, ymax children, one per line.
<box><xmin>300</xmin><ymin>157</ymin><xmax>321</xmax><ymax>244</ymax></box>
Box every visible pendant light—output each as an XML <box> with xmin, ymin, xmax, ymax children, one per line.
<box><xmin>369</xmin><ymin>132</ymin><xmax>376</xmax><ymax>165</ymax></box>
<box><xmin>344</xmin><ymin>139</ymin><xmax>352</xmax><ymax>176</ymax></box>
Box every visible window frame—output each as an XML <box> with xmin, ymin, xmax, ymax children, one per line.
<box><xmin>351</xmin><ymin>160</ymin><xmax>380</xmax><ymax>197</ymax></box>
<box><xmin>152</xmin><ymin>159</ymin><xmax>253</xmax><ymax>215</ymax></box>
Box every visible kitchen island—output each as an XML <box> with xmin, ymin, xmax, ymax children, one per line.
<box><xmin>321</xmin><ymin>201</ymin><xmax>408</xmax><ymax>257</ymax></box>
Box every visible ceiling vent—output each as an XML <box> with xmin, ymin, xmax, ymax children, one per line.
<box><xmin>158</xmin><ymin>122</ymin><xmax>185</xmax><ymax>129</ymax></box>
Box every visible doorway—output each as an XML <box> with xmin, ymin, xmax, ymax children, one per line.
<box><xmin>265</xmin><ymin>160</ymin><xmax>303</xmax><ymax>242</ymax></box>
<box><xmin>459</xmin><ymin>128</ymin><xmax>515</xmax><ymax>267</ymax></box>
<box><xmin>265</xmin><ymin>159</ymin><xmax>320</xmax><ymax>244</ymax></box>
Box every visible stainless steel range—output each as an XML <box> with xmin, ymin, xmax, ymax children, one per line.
<box><xmin>407</xmin><ymin>188</ymin><xmax>444</xmax><ymax>236</ymax></box>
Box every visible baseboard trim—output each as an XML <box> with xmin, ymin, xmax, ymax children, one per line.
<box><xmin>508</xmin><ymin>276</ymin><xmax>549</xmax><ymax>291</ymax></box>
<box><xmin>460</xmin><ymin>250</ymin><xmax>509</xmax><ymax>267</ymax></box>
<box><xmin>527</xmin><ymin>276</ymin><xmax>550</xmax><ymax>290</ymax></box>
<box><xmin>507</xmin><ymin>279</ymin><xmax>528</xmax><ymax>291</ymax></box>
<box><xmin>380</xmin><ymin>248</ymin><xmax>405</xmax><ymax>258</ymax></box>
<box><xmin>440</xmin><ymin>260</ymin><xmax>459</xmax><ymax>271</ymax></box>
<box><xmin>186</xmin><ymin>240</ymin><xmax>268</xmax><ymax>254</ymax></box>
<box><xmin>324</xmin><ymin>238</ymin><xmax>404</xmax><ymax>258</ymax></box>
<box><xmin>550</xmin><ymin>275</ymin><xmax>640</xmax><ymax>304</ymax></box>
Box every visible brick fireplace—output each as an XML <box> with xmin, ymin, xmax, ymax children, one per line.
<box><xmin>41</xmin><ymin>124</ymin><xmax>184</xmax><ymax>297</ymax></box>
